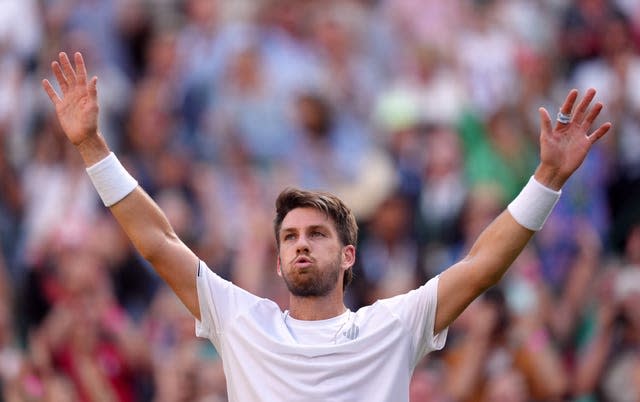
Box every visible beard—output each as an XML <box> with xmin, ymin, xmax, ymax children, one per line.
<box><xmin>281</xmin><ymin>254</ymin><xmax>342</xmax><ymax>297</ymax></box>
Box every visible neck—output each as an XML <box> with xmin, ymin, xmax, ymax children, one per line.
<box><xmin>287</xmin><ymin>293</ymin><xmax>346</xmax><ymax>321</ymax></box>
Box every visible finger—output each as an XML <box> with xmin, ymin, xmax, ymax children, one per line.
<box><xmin>556</xmin><ymin>89</ymin><xmax>579</xmax><ymax>127</ymax></box>
<box><xmin>42</xmin><ymin>79</ymin><xmax>62</xmax><ymax>105</ymax></box>
<box><xmin>74</xmin><ymin>52</ymin><xmax>88</xmax><ymax>85</ymax></box>
<box><xmin>59</xmin><ymin>52</ymin><xmax>77</xmax><ymax>84</ymax></box>
<box><xmin>88</xmin><ymin>76</ymin><xmax>98</xmax><ymax>98</ymax></box>
<box><xmin>539</xmin><ymin>107</ymin><xmax>552</xmax><ymax>133</ymax></box>
<box><xmin>572</xmin><ymin>88</ymin><xmax>596</xmax><ymax>123</ymax></box>
<box><xmin>559</xmin><ymin>89</ymin><xmax>579</xmax><ymax>115</ymax></box>
<box><xmin>583</xmin><ymin>102</ymin><xmax>604</xmax><ymax>128</ymax></box>
<box><xmin>588</xmin><ymin>122</ymin><xmax>612</xmax><ymax>144</ymax></box>
<box><xmin>51</xmin><ymin>61</ymin><xmax>68</xmax><ymax>91</ymax></box>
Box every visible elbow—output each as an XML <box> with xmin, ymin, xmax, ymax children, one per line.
<box><xmin>462</xmin><ymin>255</ymin><xmax>509</xmax><ymax>294</ymax></box>
<box><xmin>138</xmin><ymin>230</ymin><xmax>180</xmax><ymax>263</ymax></box>
<box><xmin>482</xmin><ymin>269</ymin><xmax>507</xmax><ymax>290</ymax></box>
<box><xmin>140</xmin><ymin>247</ymin><xmax>159</xmax><ymax>264</ymax></box>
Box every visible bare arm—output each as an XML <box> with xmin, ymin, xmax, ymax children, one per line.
<box><xmin>445</xmin><ymin>302</ymin><xmax>495</xmax><ymax>400</ymax></box>
<box><xmin>547</xmin><ymin>223</ymin><xmax>600</xmax><ymax>343</ymax></box>
<box><xmin>112</xmin><ymin>188</ymin><xmax>199</xmax><ymax>313</ymax></box>
<box><xmin>434</xmin><ymin>88</ymin><xmax>612</xmax><ymax>334</ymax></box>
<box><xmin>42</xmin><ymin>52</ymin><xmax>201</xmax><ymax>319</ymax></box>
<box><xmin>573</xmin><ymin>275</ymin><xmax>618</xmax><ymax>396</ymax></box>
<box><xmin>512</xmin><ymin>322</ymin><xmax>569</xmax><ymax>399</ymax></box>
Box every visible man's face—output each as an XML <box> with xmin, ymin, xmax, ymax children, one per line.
<box><xmin>277</xmin><ymin>207</ymin><xmax>351</xmax><ymax>297</ymax></box>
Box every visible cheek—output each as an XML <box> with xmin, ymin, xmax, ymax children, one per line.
<box><xmin>278</xmin><ymin>248</ymin><xmax>289</xmax><ymax>262</ymax></box>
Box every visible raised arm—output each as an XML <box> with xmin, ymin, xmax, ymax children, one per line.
<box><xmin>42</xmin><ymin>52</ymin><xmax>201</xmax><ymax>319</ymax></box>
<box><xmin>434</xmin><ymin>88</ymin><xmax>611</xmax><ymax>334</ymax></box>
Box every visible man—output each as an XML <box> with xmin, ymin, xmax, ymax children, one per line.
<box><xmin>43</xmin><ymin>52</ymin><xmax>611</xmax><ymax>401</ymax></box>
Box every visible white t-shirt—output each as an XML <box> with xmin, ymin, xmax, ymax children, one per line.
<box><xmin>195</xmin><ymin>260</ymin><xmax>448</xmax><ymax>402</ymax></box>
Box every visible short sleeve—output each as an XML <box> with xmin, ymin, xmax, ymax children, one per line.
<box><xmin>195</xmin><ymin>261</ymin><xmax>262</xmax><ymax>347</ymax></box>
<box><xmin>378</xmin><ymin>276</ymin><xmax>448</xmax><ymax>367</ymax></box>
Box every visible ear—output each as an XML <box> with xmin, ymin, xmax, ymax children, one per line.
<box><xmin>341</xmin><ymin>245</ymin><xmax>356</xmax><ymax>269</ymax></box>
<box><xmin>276</xmin><ymin>255</ymin><xmax>282</xmax><ymax>277</ymax></box>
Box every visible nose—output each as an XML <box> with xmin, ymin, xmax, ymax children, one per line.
<box><xmin>295</xmin><ymin>235</ymin><xmax>310</xmax><ymax>254</ymax></box>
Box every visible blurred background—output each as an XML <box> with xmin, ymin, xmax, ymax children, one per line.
<box><xmin>1</xmin><ymin>0</ymin><xmax>640</xmax><ymax>400</ymax></box>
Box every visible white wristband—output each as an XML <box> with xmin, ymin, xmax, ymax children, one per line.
<box><xmin>507</xmin><ymin>176</ymin><xmax>561</xmax><ymax>231</ymax></box>
<box><xmin>86</xmin><ymin>152</ymin><xmax>138</xmax><ymax>207</ymax></box>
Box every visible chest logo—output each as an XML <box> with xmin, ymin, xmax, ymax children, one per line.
<box><xmin>343</xmin><ymin>324</ymin><xmax>359</xmax><ymax>340</ymax></box>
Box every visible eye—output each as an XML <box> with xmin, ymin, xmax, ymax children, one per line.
<box><xmin>283</xmin><ymin>233</ymin><xmax>296</xmax><ymax>241</ymax></box>
<box><xmin>311</xmin><ymin>231</ymin><xmax>326</xmax><ymax>238</ymax></box>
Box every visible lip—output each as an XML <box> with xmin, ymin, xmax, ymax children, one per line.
<box><xmin>293</xmin><ymin>256</ymin><xmax>313</xmax><ymax>268</ymax></box>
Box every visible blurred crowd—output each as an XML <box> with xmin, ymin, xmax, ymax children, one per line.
<box><xmin>1</xmin><ymin>0</ymin><xmax>640</xmax><ymax>401</ymax></box>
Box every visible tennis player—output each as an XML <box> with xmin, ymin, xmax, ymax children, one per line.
<box><xmin>43</xmin><ymin>52</ymin><xmax>611</xmax><ymax>401</ymax></box>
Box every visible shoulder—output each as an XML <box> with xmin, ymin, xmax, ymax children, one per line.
<box><xmin>376</xmin><ymin>275</ymin><xmax>441</xmax><ymax>310</ymax></box>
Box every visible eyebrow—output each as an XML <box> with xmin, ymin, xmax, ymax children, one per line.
<box><xmin>280</xmin><ymin>224</ymin><xmax>331</xmax><ymax>234</ymax></box>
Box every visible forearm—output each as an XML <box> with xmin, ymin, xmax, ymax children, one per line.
<box><xmin>436</xmin><ymin>175</ymin><xmax>559</xmax><ymax>333</ymax></box>
<box><xmin>75</xmin><ymin>133</ymin><xmax>172</xmax><ymax>261</ymax></box>
<box><xmin>79</xmin><ymin>137</ymin><xmax>200</xmax><ymax>318</ymax></box>
<box><xmin>109</xmin><ymin>189</ymin><xmax>175</xmax><ymax>259</ymax></box>
<box><xmin>550</xmin><ymin>249</ymin><xmax>597</xmax><ymax>342</ymax></box>
<box><xmin>76</xmin><ymin>133</ymin><xmax>184</xmax><ymax>261</ymax></box>
<box><xmin>514</xmin><ymin>328</ymin><xmax>568</xmax><ymax>399</ymax></box>
<box><xmin>466</xmin><ymin>171</ymin><xmax>562</xmax><ymax>285</ymax></box>
<box><xmin>573</xmin><ymin>326</ymin><xmax>613</xmax><ymax>395</ymax></box>
<box><xmin>445</xmin><ymin>334</ymin><xmax>490</xmax><ymax>400</ymax></box>
<box><xmin>109</xmin><ymin>186</ymin><xmax>199</xmax><ymax>318</ymax></box>
<box><xmin>465</xmin><ymin>211</ymin><xmax>534</xmax><ymax>287</ymax></box>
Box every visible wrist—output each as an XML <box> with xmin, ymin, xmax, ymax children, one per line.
<box><xmin>533</xmin><ymin>165</ymin><xmax>565</xmax><ymax>191</ymax></box>
<box><xmin>508</xmin><ymin>176</ymin><xmax>562</xmax><ymax>231</ymax></box>
<box><xmin>76</xmin><ymin>132</ymin><xmax>110</xmax><ymax>167</ymax></box>
<box><xmin>86</xmin><ymin>152</ymin><xmax>138</xmax><ymax>207</ymax></box>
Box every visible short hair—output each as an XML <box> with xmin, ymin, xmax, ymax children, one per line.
<box><xmin>274</xmin><ymin>188</ymin><xmax>358</xmax><ymax>289</ymax></box>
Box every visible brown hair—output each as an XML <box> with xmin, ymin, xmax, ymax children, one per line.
<box><xmin>274</xmin><ymin>188</ymin><xmax>358</xmax><ymax>289</ymax></box>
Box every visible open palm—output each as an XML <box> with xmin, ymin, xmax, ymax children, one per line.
<box><xmin>536</xmin><ymin>88</ymin><xmax>611</xmax><ymax>190</ymax></box>
<box><xmin>42</xmin><ymin>52</ymin><xmax>99</xmax><ymax>146</ymax></box>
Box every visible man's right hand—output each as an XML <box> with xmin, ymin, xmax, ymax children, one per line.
<box><xmin>42</xmin><ymin>52</ymin><xmax>99</xmax><ymax>147</ymax></box>
<box><xmin>43</xmin><ymin>51</ymin><xmax>110</xmax><ymax>166</ymax></box>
